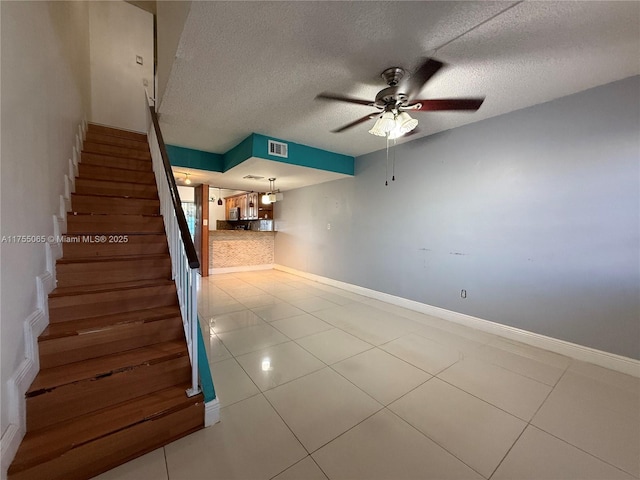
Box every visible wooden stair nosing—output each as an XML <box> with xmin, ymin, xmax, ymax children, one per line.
<box><xmin>83</xmin><ymin>141</ymin><xmax>151</xmax><ymax>157</ymax></box>
<box><xmin>10</xmin><ymin>392</ymin><xmax>202</xmax><ymax>480</ymax></box>
<box><xmin>87</xmin><ymin>123</ymin><xmax>147</xmax><ymax>142</ymax></box>
<box><xmin>49</xmin><ymin>278</ymin><xmax>175</xmax><ymax>297</ymax></box>
<box><xmin>26</xmin><ymin>353</ymin><xmax>192</xmax><ymax>431</ymax></box>
<box><xmin>80</xmin><ymin>153</ymin><xmax>152</xmax><ymax>172</ymax></box>
<box><xmin>40</xmin><ymin>305</ymin><xmax>182</xmax><ymax>340</ymax></box>
<box><xmin>74</xmin><ymin>176</ymin><xmax>159</xmax><ymax>190</ymax></box>
<box><xmin>77</xmin><ymin>165</ymin><xmax>156</xmax><ymax>185</ymax></box>
<box><xmin>10</xmin><ymin>384</ymin><xmax>198</xmax><ymax>473</ymax></box>
<box><xmin>56</xmin><ymin>253</ymin><xmax>169</xmax><ymax>265</ymax></box>
<box><xmin>84</xmin><ymin>132</ymin><xmax>150</xmax><ymax>151</ymax></box>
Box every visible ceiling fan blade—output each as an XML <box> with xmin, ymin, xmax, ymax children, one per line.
<box><xmin>408</xmin><ymin>98</ymin><xmax>485</xmax><ymax>111</ymax></box>
<box><xmin>405</xmin><ymin>58</ymin><xmax>444</xmax><ymax>98</ymax></box>
<box><xmin>332</xmin><ymin>112</ymin><xmax>380</xmax><ymax>133</ymax></box>
<box><xmin>316</xmin><ymin>92</ymin><xmax>375</xmax><ymax>107</ymax></box>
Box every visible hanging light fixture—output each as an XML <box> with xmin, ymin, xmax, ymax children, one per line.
<box><xmin>368</xmin><ymin>111</ymin><xmax>396</xmax><ymax>136</ymax></box>
<box><xmin>184</xmin><ymin>173</ymin><xmax>191</xmax><ymax>185</ymax></box>
<box><xmin>217</xmin><ymin>187</ymin><xmax>223</xmax><ymax>205</ymax></box>
<box><xmin>262</xmin><ymin>178</ymin><xmax>282</xmax><ymax>204</ymax></box>
<box><xmin>370</xmin><ymin>110</ymin><xmax>418</xmax><ymax>139</ymax></box>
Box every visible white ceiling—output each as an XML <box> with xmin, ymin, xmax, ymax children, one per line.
<box><xmin>159</xmin><ymin>1</ymin><xmax>639</xmax><ymax>189</ymax></box>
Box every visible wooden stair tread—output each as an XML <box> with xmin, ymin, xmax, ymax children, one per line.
<box><xmin>85</xmin><ymin>132</ymin><xmax>150</xmax><ymax>150</ymax></box>
<box><xmin>87</xmin><ymin>123</ymin><xmax>147</xmax><ymax>142</ymax></box>
<box><xmin>81</xmin><ymin>152</ymin><xmax>152</xmax><ymax>172</ymax></box>
<box><xmin>74</xmin><ymin>177</ymin><xmax>157</xmax><ymax>188</ymax></box>
<box><xmin>40</xmin><ymin>306</ymin><xmax>181</xmax><ymax>341</ymax></box>
<box><xmin>71</xmin><ymin>192</ymin><xmax>160</xmax><ymax>202</ymax></box>
<box><xmin>50</xmin><ymin>278</ymin><xmax>174</xmax><ymax>297</ymax></box>
<box><xmin>56</xmin><ymin>253</ymin><xmax>169</xmax><ymax>265</ymax></box>
<box><xmin>9</xmin><ymin>384</ymin><xmax>200</xmax><ymax>474</ymax></box>
<box><xmin>27</xmin><ymin>340</ymin><xmax>187</xmax><ymax>394</ymax></box>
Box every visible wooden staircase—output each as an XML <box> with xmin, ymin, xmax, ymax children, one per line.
<box><xmin>8</xmin><ymin>124</ymin><xmax>204</xmax><ymax>480</ymax></box>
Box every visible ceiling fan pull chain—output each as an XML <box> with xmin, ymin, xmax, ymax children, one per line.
<box><xmin>392</xmin><ymin>137</ymin><xmax>397</xmax><ymax>181</ymax></box>
<box><xmin>385</xmin><ymin>135</ymin><xmax>390</xmax><ymax>186</ymax></box>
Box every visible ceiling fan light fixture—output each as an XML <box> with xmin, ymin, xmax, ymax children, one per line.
<box><xmin>396</xmin><ymin>112</ymin><xmax>418</xmax><ymax>133</ymax></box>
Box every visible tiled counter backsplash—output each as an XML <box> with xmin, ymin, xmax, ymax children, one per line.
<box><xmin>209</xmin><ymin>230</ymin><xmax>275</xmax><ymax>269</ymax></box>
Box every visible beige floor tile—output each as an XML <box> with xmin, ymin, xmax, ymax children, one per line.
<box><xmin>165</xmin><ymin>395</ymin><xmax>307</xmax><ymax>480</ymax></box>
<box><xmin>217</xmin><ymin>323</ymin><xmax>289</xmax><ymax>356</ymax></box>
<box><xmin>202</xmin><ymin>332</ymin><xmax>233</xmax><ymax>364</ymax></box>
<box><xmin>413</xmin><ymin>325</ymin><xmax>483</xmax><ymax>354</ymax></box>
<box><xmin>568</xmin><ymin>361</ymin><xmax>640</xmax><ymax>393</ymax></box>
<box><xmin>312</xmin><ymin>409</ymin><xmax>483</xmax><ymax>480</ymax></box>
<box><xmin>493</xmin><ymin>426</ymin><xmax>635</xmax><ymax>480</ymax></box>
<box><xmin>209</xmin><ymin>358</ymin><xmax>260</xmax><ymax>407</ymax></box>
<box><xmin>236</xmin><ymin>341</ymin><xmax>325</xmax><ymax>391</ymax></box>
<box><xmin>438</xmin><ymin>359</ymin><xmax>552</xmax><ymax>420</ymax></box>
<box><xmin>470</xmin><ymin>344</ymin><xmax>566</xmax><ymax>385</ymax></box>
<box><xmin>489</xmin><ymin>337</ymin><xmax>573</xmax><ymax>370</ymax></box>
<box><xmin>296</xmin><ymin>329</ymin><xmax>373</xmax><ymax>365</ymax></box>
<box><xmin>389</xmin><ymin>378</ymin><xmax>526</xmax><ymax>478</ymax></box>
<box><xmin>238</xmin><ymin>294</ymin><xmax>283</xmax><ymax>309</ymax></box>
<box><xmin>265</xmin><ymin>368</ymin><xmax>382</xmax><ymax>452</ymax></box>
<box><xmin>317</xmin><ymin>292</ymin><xmax>355</xmax><ymax>306</ymax></box>
<box><xmin>90</xmin><ymin>448</ymin><xmax>167</xmax><ymax>480</ymax></box>
<box><xmin>332</xmin><ymin>348</ymin><xmax>430</xmax><ymax>405</ymax></box>
<box><xmin>553</xmin><ymin>371</ymin><xmax>640</xmax><ymax>418</ymax></box>
<box><xmin>271</xmin><ymin>314</ymin><xmax>333</xmax><ymax>340</ymax></box>
<box><xmin>532</xmin><ymin>375</ymin><xmax>640</xmax><ymax>477</ymax></box>
<box><xmin>313</xmin><ymin>306</ymin><xmax>412</xmax><ymax>346</ymax></box>
<box><xmin>252</xmin><ymin>303</ymin><xmax>307</xmax><ymax>322</ymax></box>
<box><xmin>272</xmin><ymin>456</ymin><xmax>328</xmax><ymax>480</ymax></box>
<box><xmin>381</xmin><ymin>333</ymin><xmax>463</xmax><ymax>375</ymax></box>
<box><xmin>209</xmin><ymin>309</ymin><xmax>266</xmax><ymax>334</ymax></box>
<box><xmin>204</xmin><ymin>302</ymin><xmax>247</xmax><ymax>316</ymax></box>
<box><xmin>288</xmin><ymin>296</ymin><xmax>339</xmax><ymax>313</ymax></box>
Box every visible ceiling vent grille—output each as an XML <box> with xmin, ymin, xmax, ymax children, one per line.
<box><xmin>268</xmin><ymin>140</ymin><xmax>288</xmax><ymax>158</ymax></box>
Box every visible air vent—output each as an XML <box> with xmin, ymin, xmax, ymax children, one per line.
<box><xmin>268</xmin><ymin>140</ymin><xmax>288</xmax><ymax>158</ymax></box>
<box><xmin>243</xmin><ymin>175</ymin><xmax>264</xmax><ymax>180</ymax></box>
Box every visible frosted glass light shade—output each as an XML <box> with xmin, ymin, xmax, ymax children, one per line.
<box><xmin>396</xmin><ymin>112</ymin><xmax>418</xmax><ymax>133</ymax></box>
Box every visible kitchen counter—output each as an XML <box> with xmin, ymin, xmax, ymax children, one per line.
<box><xmin>209</xmin><ymin>230</ymin><xmax>276</xmax><ymax>271</ymax></box>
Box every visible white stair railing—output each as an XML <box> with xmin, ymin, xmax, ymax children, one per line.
<box><xmin>145</xmin><ymin>93</ymin><xmax>201</xmax><ymax>398</ymax></box>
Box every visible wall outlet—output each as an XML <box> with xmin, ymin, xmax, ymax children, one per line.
<box><xmin>461</xmin><ymin>289</ymin><xmax>467</xmax><ymax>299</ymax></box>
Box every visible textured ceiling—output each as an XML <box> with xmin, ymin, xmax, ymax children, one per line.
<box><xmin>158</xmin><ymin>1</ymin><xmax>639</xmax><ymax>161</ymax></box>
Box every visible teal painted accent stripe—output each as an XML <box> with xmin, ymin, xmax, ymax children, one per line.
<box><xmin>197</xmin><ymin>320</ymin><xmax>216</xmax><ymax>402</ymax></box>
<box><xmin>166</xmin><ymin>144</ymin><xmax>223</xmax><ymax>172</ymax></box>
<box><xmin>223</xmin><ymin>135</ymin><xmax>254</xmax><ymax>171</ymax></box>
<box><xmin>252</xmin><ymin>133</ymin><xmax>354</xmax><ymax>175</ymax></box>
<box><xmin>167</xmin><ymin>134</ymin><xmax>354</xmax><ymax>177</ymax></box>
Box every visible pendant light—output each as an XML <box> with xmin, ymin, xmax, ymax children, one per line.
<box><xmin>217</xmin><ymin>187</ymin><xmax>223</xmax><ymax>205</ymax></box>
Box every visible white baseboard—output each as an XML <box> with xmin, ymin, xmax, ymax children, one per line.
<box><xmin>0</xmin><ymin>425</ymin><xmax>20</xmax><ymax>480</ymax></box>
<box><xmin>204</xmin><ymin>398</ymin><xmax>220</xmax><ymax>427</ymax></box>
<box><xmin>274</xmin><ymin>264</ymin><xmax>640</xmax><ymax>378</ymax></box>
<box><xmin>209</xmin><ymin>264</ymin><xmax>274</xmax><ymax>275</ymax></box>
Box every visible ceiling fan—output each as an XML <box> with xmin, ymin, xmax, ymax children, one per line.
<box><xmin>316</xmin><ymin>58</ymin><xmax>485</xmax><ymax>138</ymax></box>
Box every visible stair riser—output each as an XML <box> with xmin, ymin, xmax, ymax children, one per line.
<box><xmin>71</xmin><ymin>195</ymin><xmax>160</xmax><ymax>215</ymax></box>
<box><xmin>49</xmin><ymin>285</ymin><xmax>178</xmax><ymax>322</ymax></box>
<box><xmin>56</xmin><ymin>257</ymin><xmax>171</xmax><ymax>288</ymax></box>
<box><xmin>87</xmin><ymin>124</ymin><xmax>147</xmax><ymax>143</ymax></box>
<box><xmin>81</xmin><ymin>153</ymin><xmax>152</xmax><ymax>172</ymax></box>
<box><xmin>10</xmin><ymin>402</ymin><xmax>202</xmax><ymax>480</ymax></box>
<box><xmin>85</xmin><ymin>132</ymin><xmax>149</xmax><ymax>151</ymax></box>
<box><xmin>83</xmin><ymin>142</ymin><xmax>151</xmax><ymax>161</ymax></box>
<box><xmin>75</xmin><ymin>179</ymin><xmax>158</xmax><ymax>199</ymax></box>
<box><xmin>26</xmin><ymin>356</ymin><xmax>192</xmax><ymax>431</ymax></box>
<box><xmin>78</xmin><ymin>164</ymin><xmax>155</xmax><ymax>184</ymax></box>
<box><xmin>39</xmin><ymin>318</ymin><xmax>184</xmax><ymax>369</ymax></box>
<box><xmin>66</xmin><ymin>216</ymin><xmax>164</xmax><ymax>234</ymax></box>
<box><xmin>61</xmin><ymin>235</ymin><xmax>168</xmax><ymax>258</ymax></box>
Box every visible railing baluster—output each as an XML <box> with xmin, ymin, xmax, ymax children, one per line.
<box><xmin>145</xmin><ymin>93</ymin><xmax>203</xmax><ymax>399</ymax></box>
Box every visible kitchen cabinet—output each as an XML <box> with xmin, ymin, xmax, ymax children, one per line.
<box><xmin>225</xmin><ymin>192</ymin><xmax>265</xmax><ymax>220</ymax></box>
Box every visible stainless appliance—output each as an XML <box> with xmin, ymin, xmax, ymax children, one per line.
<box><xmin>228</xmin><ymin>207</ymin><xmax>240</xmax><ymax>221</ymax></box>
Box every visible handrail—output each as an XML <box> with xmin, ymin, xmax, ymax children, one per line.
<box><xmin>145</xmin><ymin>91</ymin><xmax>203</xmax><ymax>399</ymax></box>
<box><xmin>147</xmin><ymin>105</ymin><xmax>200</xmax><ymax>270</ymax></box>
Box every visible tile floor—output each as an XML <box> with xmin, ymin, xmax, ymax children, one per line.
<box><xmin>94</xmin><ymin>269</ymin><xmax>640</xmax><ymax>480</ymax></box>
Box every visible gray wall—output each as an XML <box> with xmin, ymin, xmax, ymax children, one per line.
<box><xmin>275</xmin><ymin>76</ymin><xmax>640</xmax><ymax>359</ymax></box>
